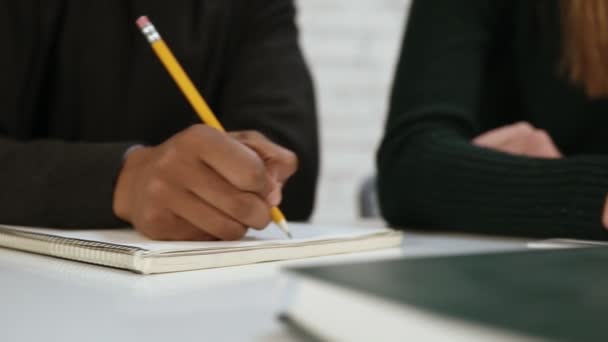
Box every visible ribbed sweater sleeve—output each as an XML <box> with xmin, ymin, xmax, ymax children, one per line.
<box><xmin>219</xmin><ymin>0</ymin><xmax>319</xmax><ymax>221</ymax></box>
<box><xmin>377</xmin><ymin>0</ymin><xmax>608</xmax><ymax>239</ymax></box>
<box><xmin>0</xmin><ymin>136</ymin><xmax>135</xmax><ymax>228</ymax></box>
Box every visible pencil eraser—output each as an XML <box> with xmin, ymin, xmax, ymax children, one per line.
<box><xmin>136</xmin><ymin>16</ymin><xmax>151</xmax><ymax>29</ymax></box>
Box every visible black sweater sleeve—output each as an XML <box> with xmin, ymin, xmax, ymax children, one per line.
<box><xmin>377</xmin><ymin>0</ymin><xmax>608</xmax><ymax>239</ymax></box>
<box><xmin>219</xmin><ymin>0</ymin><xmax>319</xmax><ymax>221</ymax></box>
<box><xmin>0</xmin><ymin>137</ymin><xmax>134</xmax><ymax>228</ymax></box>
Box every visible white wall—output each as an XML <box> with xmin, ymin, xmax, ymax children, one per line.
<box><xmin>295</xmin><ymin>0</ymin><xmax>411</xmax><ymax>222</ymax></box>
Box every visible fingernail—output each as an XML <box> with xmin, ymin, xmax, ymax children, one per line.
<box><xmin>267</xmin><ymin>191</ymin><xmax>282</xmax><ymax>207</ymax></box>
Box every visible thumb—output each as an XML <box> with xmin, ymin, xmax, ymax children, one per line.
<box><xmin>265</xmin><ymin>178</ymin><xmax>283</xmax><ymax>207</ymax></box>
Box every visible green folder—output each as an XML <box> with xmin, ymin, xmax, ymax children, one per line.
<box><xmin>281</xmin><ymin>247</ymin><xmax>608</xmax><ymax>341</ymax></box>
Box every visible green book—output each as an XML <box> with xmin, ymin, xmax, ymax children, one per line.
<box><xmin>280</xmin><ymin>248</ymin><xmax>608</xmax><ymax>341</ymax></box>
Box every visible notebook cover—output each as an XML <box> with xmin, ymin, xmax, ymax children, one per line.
<box><xmin>288</xmin><ymin>247</ymin><xmax>608</xmax><ymax>341</ymax></box>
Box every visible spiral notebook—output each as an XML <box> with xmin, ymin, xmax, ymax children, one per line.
<box><xmin>0</xmin><ymin>224</ymin><xmax>403</xmax><ymax>274</ymax></box>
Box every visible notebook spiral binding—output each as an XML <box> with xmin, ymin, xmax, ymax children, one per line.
<box><xmin>0</xmin><ymin>226</ymin><xmax>146</xmax><ymax>272</ymax></box>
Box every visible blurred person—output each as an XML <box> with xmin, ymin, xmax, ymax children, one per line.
<box><xmin>378</xmin><ymin>0</ymin><xmax>608</xmax><ymax>239</ymax></box>
<box><xmin>0</xmin><ymin>1</ymin><xmax>318</xmax><ymax>241</ymax></box>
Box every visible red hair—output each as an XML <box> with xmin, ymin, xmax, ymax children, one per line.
<box><xmin>561</xmin><ymin>0</ymin><xmax>608</xmax><ymax>98</ymax></box>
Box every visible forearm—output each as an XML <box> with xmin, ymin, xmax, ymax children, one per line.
<box><xmin>220</xmin><ymin>0</ymin><xmax>319</xmax><ymax>221</ymax></box>
<box><xmin>0</xmin><ymin>137</ymin><xmax>135</xmax><ymax>228</ymax></box>
<box><xmin>378</xmin><ymin>127</ymin><xmax>608</xmax><ymax>240</ymax></box>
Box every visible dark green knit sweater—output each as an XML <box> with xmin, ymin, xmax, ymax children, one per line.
<box><xmin>378</xmin><ymin>0</ymin><xmax>608</xmax><ymax>239</ymax></box>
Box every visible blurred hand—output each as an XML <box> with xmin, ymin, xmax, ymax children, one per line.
<box><xmin>472</xmin><ymin>122</ymin><xmax>562</xmax><ymax>159</ymax></box>
<box><xmin>113</xmin><ymin>125</ymin><xmax>298</xmax><ymax>241</ymax></box>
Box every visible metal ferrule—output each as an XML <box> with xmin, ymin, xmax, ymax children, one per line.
<box><xmin>140</xmin><ymin>23</ymin><xmax>161</xmax><ymax>43</ymax></box>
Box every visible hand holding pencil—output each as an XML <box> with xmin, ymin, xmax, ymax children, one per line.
<box><xmin>111</xmin><ymin>16</ymin><xmax>297</xmax><ymax>241</ymax></box>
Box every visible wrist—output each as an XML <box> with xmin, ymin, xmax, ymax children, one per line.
<box><xmin>113</xmin><ymin>146</ymin><xmax>152</xmax><ymax>222</ymax></box>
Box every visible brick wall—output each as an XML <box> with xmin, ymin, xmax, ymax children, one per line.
<box><xmin>295</xmin><ymin>0</ymin><xmax>411</xmax><ymax>222</ymax></box>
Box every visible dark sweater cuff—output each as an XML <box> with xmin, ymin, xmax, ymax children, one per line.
<box><xmin>42</xmin><ymin>142</ymin><xmax>137</xmax><ymax>228</ymax></box>
<box><xmin>567</xmin><ymin>158</ymin><xmax>608</xmax><ymax>239</ymax></box>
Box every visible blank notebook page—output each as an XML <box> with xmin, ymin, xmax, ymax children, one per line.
<box><xmin>0</xmin><ymin>224</ymin><xmax>403</xmax><ymax>274</ymax></box>
<box><xmin>8</xmin><ymin>223</ymin><xmax>396</xmax><ymax>252</ymax></box>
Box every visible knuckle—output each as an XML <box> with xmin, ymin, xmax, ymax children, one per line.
<box><xmin>175</xmin><ymin>127</ymin><xmax>195</xmax><ymax>145</ymax></box>
<box><xmin>236</xmin><ymin>161</ymin><xmax>267</xmax><ymax>192</ymax></box>
<box><xmin>240</xmin><ymin>130</ymin><xmax>266</xmax><ymax>142</ymax></box>
<box><xmin>528</xmin><ymin>132</ymin><xmax>544</xmax><ymax>145</ymax></box>
<box><xmin>186</xmin><ymin>123</ymin><xmax>207</xmax><ymax>135</ymax></box>
<box><xmin>191</xmin><ymin>123</ymin><xmax>217</xmax><ymax>139</ymax></box>
<box><xmin>514</xmin><ymin>122</ymin><xmax>534</xmax><ymax>134</ymax></box>
<box><xmin>146</xmin><ymin>178</ymin><xmax>169</xmax><ymax>199</ymax></box>
<box><xmin>535</xmin><ymin>129</ymin><xmax>550</xmax><ymax>140</ymax></box>
<box><xmin>180</xmin><ymin>124</ymin><xmax>213</xmax><ymax>147</ymax></box>
<box><xmin>251</xmin><ymin>161</ymin><xmax>267</xmax><ymax>184</ymax></box>
<box><xmin>156</xmin><ymin>146</ymin><xmax>178</xmax><ymax>171</ymax></box>
<box><xmin>172</xmin><ymin>132</ymin><xmax>191</xmax><ymax>150</ymax></box>
<box><xmin>179</xmin><ymin>128</ymin><xmax>197</xmax><ymax>146</ymax></box>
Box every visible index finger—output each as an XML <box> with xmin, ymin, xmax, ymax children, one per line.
<box><xmin>181</xmin><ymin>125</ymin><xmax>273</xmax><ymax>198</ymax></box>
<box><xmin>230</xmin><ymin>131</ymin><xmax>298</xmax><ymax>183</ymax></box>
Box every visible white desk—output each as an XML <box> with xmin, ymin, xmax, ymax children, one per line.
<box><xmin>0</xmin><ymin>227</ymin><xmax>529</xmax><ymax>342</ymax></box>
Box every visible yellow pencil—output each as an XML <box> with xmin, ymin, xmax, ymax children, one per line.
<box><xmin>136</xmin><ymin>16</ymin><xmax>292</xmax><ymax>239</ymax></box>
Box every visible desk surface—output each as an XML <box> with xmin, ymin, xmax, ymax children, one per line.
<box><xmin>0</xmin><ymin>225</ymin><xmax>530</xmax><ymax>342</ymax></box>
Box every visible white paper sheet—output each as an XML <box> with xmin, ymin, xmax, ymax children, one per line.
<box><xmin>3</xmin><ymin>223</ymin><xmax>396</xmax><ymax>253</ymax></box>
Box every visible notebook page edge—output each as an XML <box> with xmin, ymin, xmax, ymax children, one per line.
<box><xmin>0</xmin><ymin>225</ymin><xmax>145</xmax><ymax>273</ymax></box>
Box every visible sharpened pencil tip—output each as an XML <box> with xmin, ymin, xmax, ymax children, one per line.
<box><xmin>276</xmin><ymin>220</ymin><xmax>292</xmax><ymax>239</ymax></box>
